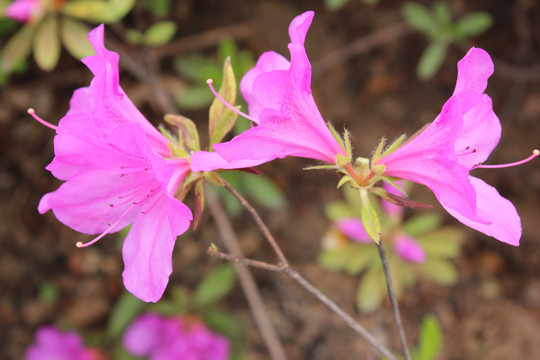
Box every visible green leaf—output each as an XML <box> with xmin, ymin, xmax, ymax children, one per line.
<box><xmin>63</xmin><ymin>0</ymin><xmax>135</xmax><ymax>24</ymax></box>
<box><xmin>419</xmin><ymin>258</ymin><xmax>458</xmax><ymax>285</ymax></box>
<box><xmin>325</xmin><ymin>201</ymin><xmax>356</xmax><ymax>222</ymax></box>
<box><xmin>194</xmin><ymin>264</ymin><xmax>236</xmax><ymax>307</ymax></box>
<box><xmin>33</xmin><ymin>15</ymin><xmax>60</xmax><ymax>71</ymax></box>
<box><xmin>61</xmin><ymin>18</ymin><xmax>94</xmax><ymax>59</ymax></box>
<box><xmin>149</xmin><ymin>287</ymin><xmax>189</xmax><ymax>316</ymax></box>
<box><xmin>453</xmin><ymin>12</ymin><xmax>492</xmax><ymax>40</ymax></box>
<box><xmin>163</xmin><ymin>114</ymin><xmax>200</xmax><ymax>152</ymax></box>
<box><xmin>417</xmin><ymin>314</ymin><xmax>443</xmax><ymax>360</ymax></box>
<box><xmin>176</xmin><ymin>85</ymin><xmax>214</xmax><ymax>109</ymax></box>
<box><xmin>107</xmin><ymin>291</ymin><xmax>147</xmax><ymax>338</ymax></box>
<box><xmin>433</xmin><ymin>1</ymin><xmax>451</xmax><ymax>25</ymax></box>
<box><xmin>415</xmin><ymin>227</ymin><xmax>465</xmax><ymax>258</ymax></box>
<box><xmin>417</xmin><ymin>40</ymin><xmax>448</xmax><ymax>80</ymax></box>
<box><xmin>325</xmin><ymin>0</ymin><xmax>349</xmax><ymax>11</ymax></box>
<box><xmin>143</xmin><ymin>21</ymin><xmax>177</xmax><ymax>46</ymax></box>
<box><xmin>403</xmin><ymin>213</ymin><xmax>442</xmax><ymax>237</ymax></box>
<box><xmin>356</xmin><ymin>266</ymin><xmax>385</xmax><ymax>313</ymax></box>
<box><xmin>0</xmin><ymin>24</ymin><xmax>34</xmax><ymax>73</ymax></box>
<box><xmin>242</xmin><ymin>173</ymin><xmax>286</xmax><ymax>210</ymax></box>
<box><xmin>345</xmin><ymin>245</ymin><xmax>378</xmax><ymax>275</ymax></box>
<box><xmin>209</xmin><ymin>58</ymin><xmax>238</xmax><ymax>148</ymax></box>
<box><xmin>359</xmin><ymin>189</ymin><xmax>380</xmax><ymax>243</ymax></box>
<box><xmin>319</xmin><ymin>246</ymin><xmax>355</xmax><ymax>271</ymax></box>
<box><xmin>402</xmin><ymin>2</ymin><xmax>437</xmax><ymax>33</ymax></box>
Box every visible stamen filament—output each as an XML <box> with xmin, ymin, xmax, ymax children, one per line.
<box><xmin>76</xmin><ymin>203</ymin><xmax>136</xmax><ymax>248</ymax></box>
<box><xmin>206</xmin><ymin>79</ymin><xmax>259</xmax><ymax>123</ymax></box>
<box><xmin>28</xmin><ymin>108</ymin><xmax>57</xmax><ymax>130</ymax></box>
<box><xmin>474</xmin><ymin>149</ymin><xmax>539</xmax><ymax>169</ymax></box>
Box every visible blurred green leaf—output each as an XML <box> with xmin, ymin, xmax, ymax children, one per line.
<box><xmin>433</xmin><ymin>1</ymin><xmax>451</xmax><ymax>25</ymax></box>
<box><xmin>403</xmin><ymin>213</ymin><xmax>442</xmax><ymax>237</ymax></box>
<box><xmin>417</xmin><ymin>40</ymin><xmax>448</xmax><ymax>80</ymax></box>
<box><xmin>107</xmin><ymin>291</ymin><xmax>147</xmax><ymax>338</ymax></box>
<box><xmin>242</xmin><ymin>173</ymin><xmax>286</xmax><ymax>211</ymax></box>
<box><xmin>176</xmin><ymin>85</ymin><xmax>214</xmax><ymax>110</ymax></box>
<box><xmin>62</xmin><ymin>0</ymin><xmax>135</xmax><ymax>24</ymax></box>
<box><xmin>33</xmin><ymin>15</ymin><xmax>60</xmax><ymax>71</ymax></box>
<box><xmin>356</xmin><ymin>266</ymin><xmax>385</xmax><ymax>313</ymax></box>
<box><xmin>453</xmin><ymin>12</ymin><xmax>492</xmax><ymax>39</ymax></box>
<box><xmin>326</xmin><ymin>201</ymin><xmax>356</xmax><ymax>222</ymax></box>
<box><xmin>194</xmin><ymin>264</ymin><xmax>236</xmax><ymax>307</ymax></box>
<box><xmin>143</xmin><ymin>0</ymin><xmax>171</xmax><ymax>17</ymax></box>
<box><xmin>344</xmin><ymin>245</ymin><xmax>377</xmax><ymax>275</ymax></box>
<box><xmin>39</xmin><ymin>282</ymin><xmax>59</xmax><ymax>304</ymax></box>
<box><xmin>415</xmin><ymin>227</ymin><xmax>465</xmax><ymax>258</ymax></box>
<box><xmin>0</xmin><ymin>23</ymin><xmax>34</xmax><ymax>73</ymax></box>
<box><xmin>402</xmin><ymin>2</ymin><xmax>437</xmax><ymax>33</ymax></box>
<box><xmin>175</xmin><ymin>54</ymin><xmax>221</xmax><ymax>82</ymax></box>
<box><xmin>325</xmin><ymin>0</ymin><xmax>349</xmax><ymax>11</ymax></box>
<box><xmin>417</xmin><ymin>314</ymin><xmax>443</xmax><ymax>360</ymax></box>
<box><xmin>209</xmin><ymin>58</ymin><xmax>238</xmax><ymax>148</ymax></box>
<box><xmin>419</xmin><ymin>258</ymin><xmax>458</xmax><ymax>285</ymax></box>
<box><xmin>201</xmin><ymin>307</ymin><xmax>246</xmax><ymax>359</ymax></box>
<box><xmin>149</xmin><ymin>286</ymin><xmax>189</xmax><ymax>316</ymax></box>
<box><xmin>144</xmin><ymin>21</ymin><xmax>177</xmax><ymax>46</ymax></box>
<box><xmin>61</xmin><ymin>18</ymin><xmax>94</xmax><ymax>59</ymax></box>
<box><xmin>319</xmin><ymin>246</ymin><xmax>355</xmax><ymax>271</ymax></box>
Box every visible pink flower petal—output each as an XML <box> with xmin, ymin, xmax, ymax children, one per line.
<box><xmin>442</xmin><ymin>176</ymin><xmax>521</xmax><ymax>246</ymax></box>
<box><xmin>336</xmin><ymin>218</ymin><xmax>371</xmax><ymax>243</ymax></box>
<box><xmin>5</xmin><ymin>0</ymin><xmax>42</xmax><ymax>23</ymax></box>
<box><xmin>189</xmin><ymin>150</ymin><xmax>265</xmax><ymax>172</ymax></box>
<box><xmin>453</xmin><ymin>47</ymin><xmax>494</xmax><ymax>95</ymax></box>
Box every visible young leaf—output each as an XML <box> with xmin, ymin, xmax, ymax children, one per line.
<box><xmin>345</xmin><ymin>245</ymin><xmax>377</xmax><ymax>275</ymax></box>
<box><xmin>194</xmin><ymin>264</ymin><xmax>237</xmax><ymax>307</ymax></box>
<box><xmin>356</xmin><ymin>266</ymin><xmax>385</xmax><ymax>313</ymax></box>
<box><xmin>61</xmin><ymin>18</ymin><xmax>94</xmax><ymax>59</ymax></box>
<box><xmin>454</xmin><ymin>12</ymin><xmax>492</xmax><ymax>39</ymax></box>
<box><xmin>0</xmin><ymin>24</ymin><xmax>34</xmax><ymax>73</ymax></box>
<box><xmin>402</xmin><ymin>2</ymin><xmax>437</xmax><ymax>33</ymax></box>
<box><xmin>33</xmin><ymin>15</ymin><xmax>60</xmax><ymax>71</ymax></box>
<box><xmin>359</xmin><ymin>189</ymin><xmax>381</xmax><ymax>243</ymax></box>
<box><xmin>417</xmin><ymin>314</ymin><xmax>443</xmax><ymax>360</ymax></box>
<box><xmin>242</xmin><ymin>173</ymin><xmax>286</xmax><ymax>210</ymax></box>
<box><xmin>403</xmin><ymin>213</ymin><xmax>442</xmax><ymax>237</ymax></box>
<box><xmin>209</xmin><ymin>58</ymin><xmax>238</xmax><ymax>148</ymax></box>
<box><xmin>417</xmin><ymin>40</ymin><xmax>448</xmax><ymax>80</ymax></box>
<box><xmin>143</xmin><ymin>21</ymin><xmax>177</xmax><ymax>46</ymax></box>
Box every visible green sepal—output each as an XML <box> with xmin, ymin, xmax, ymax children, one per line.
<box><xmin>204</xmin><ymin>171</ymin><xmax>225</xmax><ymax>187</ymax></box>
<box><xmin>209</xmin><ymin>57</ymin><xmax>238</xmax><ymax>149</ymax></box>
<box><xmin>0</xmin><ymin>23</ymin><xmax>35</xmax><ymax>73</ymax></box>
<box><xmin>164</xmin><ymin>114</ymin><xmax>200</xmax><ymax>152</ymax></box>
<box><xmin>61</xmin><ymin>18</ymin><xmax>94</xmax><ymax>60</ymax></box>
<box><xmin>380</xmin><ymin>134</ymin><xmax>406</xmax><ymax>159</ymax></box>
<box><xmin>343</xmin><ymin>128</ymin><xmax>353</xmax><ymax>159</ymax></box>
<box><xmin>337</xmin><ymin>175</ymin><xmax>352</xmax><ymax>189</ymax></box>
<box><xmin>371</xmin><ymin>137</ymin><xmax>386</xmax><ymax>164</ymax></box>
<box><xmin>381</xmin><ymin>176</ymin><xmax>407</xmax><ymax>196</ymax></box>
<box><xmin>359</xmin><ymin>189</ymin><xmax>380</xmax><ymax>243</ymax></box>
<box><xmin>336</xmin><ymin>154</ymin><xmax>351</xmax><ymax>168</ymax></box>
<box><xmin>192</xmin><ymin>180</ymin><xmax>205</xmax><ymax>230</ymax></box>
<box><xmin>33</xmin><ymin>14</ymin><xmax>60</xmax><ymax>72</ymax></box>
<box><xmin>327</xmin><ymin>122</ymin><xmax>346</xmax><ymax>151</ymax></box>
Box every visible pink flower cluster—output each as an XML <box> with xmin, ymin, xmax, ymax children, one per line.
<box><xmin>123</xmin><ymin>313</ymin><xmax>230</xmax><ymax>360</ymax></box>
<box><xmin>25</xmin><ymin>326</ymin><xmax>98</xmax><ymax>360</ymax></box>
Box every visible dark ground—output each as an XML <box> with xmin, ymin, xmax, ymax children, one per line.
<box><xmin>1</xmin><ymin>1</ymin><xmax>540</xmax><ymax>359</ymax></box>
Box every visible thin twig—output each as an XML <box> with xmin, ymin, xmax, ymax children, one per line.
<box><xmin>218</xmin><ymin>177</ymin><xmax>398</xmax><ymax>360</ymax></box>
<box><xmin>206</xmin><ymin>187</ymin><xmax>288</xmax><ymax>360</ymax></box>
<box><xmin>376</xmin><ymin>240</ymin><xmax>411</xmax><ymax>360</ymax></box>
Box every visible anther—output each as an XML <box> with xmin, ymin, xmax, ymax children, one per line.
<box><xmin>206</xmin><ymin>79</ymin><xmax>259</xmax><ymax>123</ymax></box>
<box><xmin>28</xmin><ymin>108</ymin><xmax>58</xmax><ymax>130</ymax></box>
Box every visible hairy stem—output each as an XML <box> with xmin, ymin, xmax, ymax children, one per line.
<box><xmin>376</xmin><ymin>240</ymin><xmax>411</xmax><ymax>360</ymax></box>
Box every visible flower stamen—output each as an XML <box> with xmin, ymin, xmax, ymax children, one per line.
<box><xmin>473</xmin><ymin>149</ymin><xmax>539</xmax><ymax>169</ymax></box>
<box><xmin>28</xmin><ymin>108</ymin><xmax>57</xmax><ymax>130</ymax></box>
<box><xmin>206</xmin><ymin>79</ymin><xmax>258</xmax><ymax>123</ymax></box>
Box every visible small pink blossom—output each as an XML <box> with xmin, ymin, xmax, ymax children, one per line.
<box><xmin>25</xmin><ymin>326</ymin><xmax>98</xmax><ymax>360</ymax></box>
<box><xmin>38</xmin><ymin>25</ymin><xmax>192</xmax><ymax>302</ymax></box>
<box><xmin>376</xmin><ymin>48</ymin><xmax>532</xmax><ymax>246</ymax></box>
<box><xmin>196</xmin><ymin>11</ymin><xmax>346</xmax><ymax>171</ymax></box>
<box><xmin>4</xmin><ymin>0</ymin><xmax>43</xmax><ymax>23</ymax></box>
<box><xmin>336</xmin><ymin>218</ymin><xmax>371</xmax><ymax>243</ymax></box>
<box><xmin>393</xmin><ymin>235</ymin><xmax>426</xmax><ymax>264</ymax></box>
<box><xmin>123</xmin><ymin>313</ymin><xmax>231</xmax><ymax>360</ymax></box>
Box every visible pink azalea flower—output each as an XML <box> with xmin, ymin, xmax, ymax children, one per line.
<box><xmin>336</xmin><ymin>218</ymin><xmax>371</xmax><ymax>243</ymax></box>
<box><xmin>123</xmin><ymin>313</ymin><xmax>231</xmax><ymax>360</ymax></box>
<box><xmin>193</xmin><ymin>11</ymin><xmax>347</xmax><ymax>172</ymax></box>
<box><xmin>25</xmin><ymin>326</ymin><xmax>98</xmax><ymax>360</ymax></box>
<box><xmin>376</xmin><ymin>48</ymin><xmax>538</xmax><ymax>246</ymax></box>
<box><xmin>393</xmin><ymin>235</ymin><xmax>426</xmax><ymax>264</ymax></box>
<box><xmin>4</xmin><ymin>0</ymin><xmax>43</xmax><ymax>23</ymax></box>
<box><xmin>36</xmin><ymin>25</ymin><xmax>193</xmax><ymax>302</ymax></box>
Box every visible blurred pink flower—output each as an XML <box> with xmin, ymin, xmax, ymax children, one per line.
<box><xmin>123</xmin><ymin>313</ymin><xmax>230</xmax><ymax>360</ymax></box>
<box><xmin>376</xmin><ymin>48</ymin><xmax>534</xmax><ymax>246</ymax></box>
<box><xmin>336</xmin><ymin>218</ymin><xmax>371</xmax><ymax>243</ymax></box>
<box><xmin>37</xmin><ymin>25</ymin><xmax>192</xmax><ymax>302</ymax></box>
<box><xmin>393</xmin><ymin>235</ymin><xmax>426</xmax><ymax>264</ymax></box>
<box><xmin>4</xmin><ymin>0</ymin><xmax>43</xmax><ymax>23</ymax></box>
<box><xmin>25</xmin><ymin>326</ymin><xmax>98</xmax><ymax>360</ymax></box>
<box><xmin>197</xmin><ymin>11</ymin><xmax>346</xmax><ymax>171</ymax></box>
<box><xmin>381</xmin><ymin>181</ymin><xmax>405</xmax><ymax>217</ymax></box>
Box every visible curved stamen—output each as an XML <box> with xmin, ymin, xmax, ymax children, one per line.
<box><xmin>76</xmin><ymin>203</ymin><xmax>137</xmax><ymax>248</ymax></box>
<box><xmin>206</xmin><ymin>79</ymin><xmax>258</xmax><ymax>123</ymax></box>
<box><xmin>28</xmin><ymin>108</ymin><xmax>57</xmax><ymax>130</ymax></box>
<box><xmin>473</xmin><ymin>149</ymin><xmax>539</xmax><ymax>169</ymax></box>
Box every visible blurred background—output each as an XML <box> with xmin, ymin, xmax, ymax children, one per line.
<box><xmin>1</xmin><ymin>0</ymin><xmax>540</xmax><ymax>358</ymax></box>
